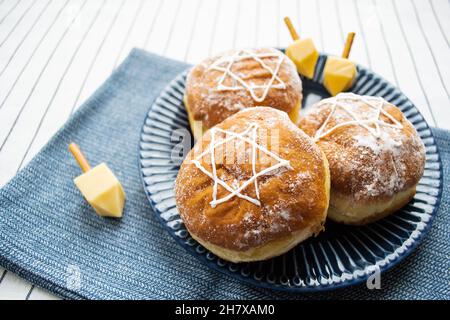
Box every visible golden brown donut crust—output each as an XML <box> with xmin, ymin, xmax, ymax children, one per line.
<box><xmin>185</xmin><ymin>48</ymin><xmax>302</xmax><ymax>130</ymax></box>
<box><xmin>175</xmin><ymin>107</ymin><xmax>329</xmax><ymax>252</ymax></box>
<box><xmin>299</xmin><ymin>94</ymin><xmax>425</xmax><ymax>206</ymax></box>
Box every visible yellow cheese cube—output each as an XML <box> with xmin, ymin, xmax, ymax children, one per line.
<box><xmin>323</xmin><ymin>56</ymin><xmax>357</xmax><ymax>96</ymax></box>
<box><xmin>286</xmin><ymin>38</ymin><xmax>319</xmax><ymax>79</ymax></box>
<box><xmin>74</xmin><ymin>163</ymin><xmax>126</xmax><ymax>217</ymax></box>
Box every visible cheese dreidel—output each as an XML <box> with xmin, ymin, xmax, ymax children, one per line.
<box><xmin>323</xmin><ymin>32</ymin><xmax>357</xmax><ymax>96</ymax></box>
<box><xmin>284</xmin><ymin>16</ymin><xmax>319</xmax><ymax>79</ymax></box>
<box><xmin>69</xmin><ymin>143</ymin><xmax>125</xmax><ymax>217</ymax></box>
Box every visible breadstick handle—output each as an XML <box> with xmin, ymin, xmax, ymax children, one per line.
<box><xmin>342</xmin><ymin>32</ymin><xmax>355</xmax><ymax>59</ymax></box>
<box><xmin>284</xmin><ymin>17</ymin><xmax>299</xmax><ymax>41</ymax></box>
<box><xmin>69</xmin><ymin>143</ymin><xmax>91</xmax><ymax>173</ymax></box>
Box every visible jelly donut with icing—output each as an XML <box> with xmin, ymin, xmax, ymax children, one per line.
<box><xmin>175</xmin><ymin>107</ymin><xmax>329</xmax><ymax>262</ymax></box>
<box><xmin>299</xmin><ymin>93</ymin><xmax>425</xmax><ymax>225</ymax></box>
<box><xmin>184</xmin><ymin>48</ymin><xmax>303</xmax><ymax>140</ymax></box>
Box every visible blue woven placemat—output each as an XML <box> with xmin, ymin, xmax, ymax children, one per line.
<box><xmin>0</xmin><ymin>49</ymin><xmax>448</xmax><ymax>300</ymax></box>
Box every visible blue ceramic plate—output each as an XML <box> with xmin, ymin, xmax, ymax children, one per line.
<box><xmin>138</xmin><ymin>54</ymin><xmax>442</xmax><ymax>292</ymax></box>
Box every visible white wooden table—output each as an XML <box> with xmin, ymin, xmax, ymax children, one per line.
<box><xmin>0</xmin><ymin>0</ymin><xmax>448</xmax><ymax>300</ymax></box>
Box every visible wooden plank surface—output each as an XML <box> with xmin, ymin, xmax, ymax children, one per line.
<box><xmin>0</xmin><ymin>0</ymin><xmax>448</xmax><ymax>300</ymax></box>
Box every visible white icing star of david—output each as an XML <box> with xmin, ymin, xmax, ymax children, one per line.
<box><xmin>314</xmin><ymin>93</ymin><xmax>404</xmax><ymax>142</ymax></box>
<box><xmin>192</xmin><ymin>123</ymin><xmax>291</xmax><ymax>207</ymax></box>
<box><xmin>208</xmin><ymin>49</ymin><xmax>286</xmax><ymax>103</ymax></box>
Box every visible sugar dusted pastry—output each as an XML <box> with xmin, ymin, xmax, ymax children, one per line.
<box><xmin>184</xmin><ymin>48</ymin><xmax>303</xmax><ymax>140</ymax></box>
<box><xmin>299</xmin><ymin>93</ymin><xmax>425</xmax><ymax>225</ymax></box>
<box><xmin>175</xmin><ymin>107</ymin><xmax>330</xmax><ymax>262</ymax></box>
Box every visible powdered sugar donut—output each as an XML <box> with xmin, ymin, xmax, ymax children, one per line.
<box><xmin>175</xmin><ymin>107</ymin><xmax>329</xmax><ymax>262</ymax></box>
<box><xmin>299</xmin><ymin>93</ymin><xmax>425</xmax><ymax>225</ymax></box>
<box><xmin>184</xmin><ymin>48</ymin><xmax>302</xmax><ymax>140</ymax></box>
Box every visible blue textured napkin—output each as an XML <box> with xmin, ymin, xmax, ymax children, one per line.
<box><xmin>0</xmin><ymin>49</ymin><xmax>448</xmax><ymax>300</ymax></box>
